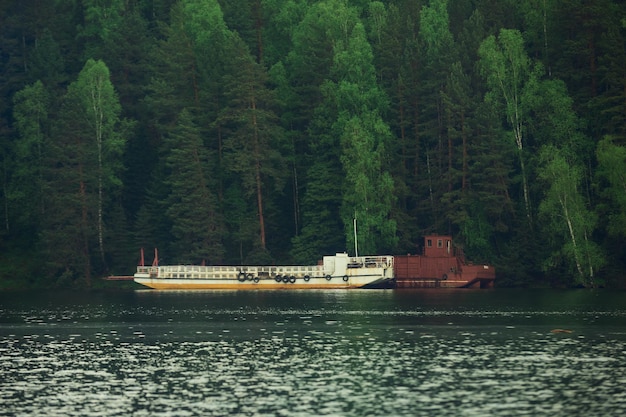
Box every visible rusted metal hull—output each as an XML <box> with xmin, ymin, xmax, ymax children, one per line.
<box><xmin>395</xmin><ymin>276</ymin><xmax>495</xmax><ymax>289</ymax></box>
<box><xmin>393</xmin><ymin>236</ymin><xmax>496</xmax><ymax>289</ymax></box>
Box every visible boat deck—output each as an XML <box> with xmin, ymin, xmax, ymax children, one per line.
<box><xmin>137</xmin><ymin>255</ymin><xmax>393</xmax><ymax>281</ymax></box>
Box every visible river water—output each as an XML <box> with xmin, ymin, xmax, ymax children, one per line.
<box><xmin>1</xmin><ymin>288</ymin><xmax>625</xmax><ymax>416</ymax></box>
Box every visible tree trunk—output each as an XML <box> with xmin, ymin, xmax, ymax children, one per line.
<box><xmin>413</xmin><ymin>97</ymin><xmax>420</xmax><ymax>179</ymax></box>
<box><xmin>252</xmin><ymin>0</ymin><xmax>263</xmax><ymax>63</ymax></box>
<box><xmin>447</xmin><ymin>105</ymin><xmax>452</xmax><ymax>193</ymax></box>
<box><xmin>542</xmin><ymin>0</ymin><xmax>550</xmax><ymax>76</ymax></box>
<box><xmin>461</xmin><ymin>109</ymin><xmax>467</xmax><ymax>190</ymax></box>
<box><xmin>79</xmin><ymin>164</ymin><xmax>91</xmax><ymax>287</ymax></box>
<box><xmin>584</xmin><ymin>230</ymin><xmax>595</xmax><ymax>287</ymax></box>
<box><xmin>92</xmin><ymin>84</ymin><xmax>106</xmax><ymax>268</ymax></box>
<box><xmin>250</xmin><ymin>95</ymin><xmax>266</xmax><ymax>249</ymax></box>
<box><xmin>292</xmin><ymin>155</ymin><xmax>299</xmax><ymax>236</ymax></box>
<box><xmin>398</xmin><ymin>81</ymin><xmax>407</xmax><ymax>175</ymax></box>
<box><xmin>511</xmin><ymin>102</ymin><xmax>532</xmax><ymax>228</ymax></box>
<box><xmin>560</xmin><ymin>193</ymin><xmax>584</xmax><ymax>283</ymax></box>
<box><xmin>2</xmin><ymin>158</ymin><xmax>8</xmax><ymax>231</ymax></box>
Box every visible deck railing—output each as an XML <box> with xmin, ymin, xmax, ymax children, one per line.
<box><xmin>136</xmin><ymin>255</ymin><xmax>394</xmax><ymax>280</ymax></box>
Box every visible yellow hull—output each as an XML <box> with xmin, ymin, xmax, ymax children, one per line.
<box><xmin>134</xmin><ymin>275</ymin><xmax>391</xmax><ymax>290</ymax></box>
<box><xmin>134</xmin><ymin>279</ymin><xmax>365</xmax><ymax>290</ymax></box>
<box><xmin>133</xmin><ymin>253</ymin><xmax>395</xmax><ymax>290</ymax></box>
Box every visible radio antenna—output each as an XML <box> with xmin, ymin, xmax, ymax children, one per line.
<box><xmin>353</xmin><ymin>216</ymin><xmax>358</xmax><ymax>257</ymax></box>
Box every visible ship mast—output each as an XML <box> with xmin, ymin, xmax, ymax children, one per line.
<box><xmin>353</xmin><ymin>217</ymin><xmax>358</xmax><ymax>257</ymax></box>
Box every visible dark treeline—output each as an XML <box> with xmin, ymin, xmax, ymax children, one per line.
<box><xmin>0</xmin><ymin>0</ymin><xmax>625</xmax><ymax>288</ymax></box>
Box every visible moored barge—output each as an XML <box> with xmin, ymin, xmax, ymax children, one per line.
<box><xmin>134</xmin><ymin>252</ymin><xmax>395</xmax><ymax>290</ymax></box>
<box><xmin>132</xmin><ymin>235</ymin><xmax>494</xmax><ymax>290</ymax></box>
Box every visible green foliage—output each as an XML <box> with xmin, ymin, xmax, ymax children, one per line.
<box><xmin>596</xmin><ymin>136</ymin><xmax>626</xmax><ymax>237</ymax></box>
<box><xmin>290</xmin><ymin>160</ymin><xmax>344</xmax><ymax>264</ymax></box>
<box><xmin>324</xmin><ymin>16</ymin><xmax>396</xmax><ymax>255</ymax></box>
<box><xmin>37</xmin><ymin>58</ymin><xmax>127</xmax><ymax>284</ymax></box>
<box><xmin>538</xmin><ymin>145</ymin><xmax>605</xmax><ymax>287</ymax></box>
<box><xmin>11</xmin><ymin>81</ymin><xmax>49</xmax><ymax>229</ymax></box>
<box><xmin>478</xmin><ymin>29</ymin><xmax>542</xmax><ymax>226</ymax></box>
<box><xmin>259</xmin><ymin>0</ymin><xmax>308</xmax><ymax>65</ymax></box>
<box><xmin>1</xmin><ymin>0</ymin><xmax>626</xmax><ymax>287</ymax></box>
<box><xmin>28</xmin><ymin>29</ymin><xmax>66</xmax><ymax>87</ymax></box>
<box><xmin>79</xmin><ymin>0</ymin><xmax>126</xmax><ymax>59</ymax></box>
<box><xmin>420</xmin><ymin>0</ymin><xmax>454</xmax><ymax>56</ymax></box>
<box><xmin>220</xmin><ymin>34</ymin><xmax>287</xmax><ymax>252</ymax></box>
<box><xmin>40</xmin><ymin>88</ymin><xmax>96</xmax><ymax>286</ymax></box>
<box><xmin>70</xmin><ymin>59</ymin><xmax>125</xmax><ymax>187</ymax></box>
<box><xmin>459</xmin><ymin>199</ymin><xmax>494</xmax><ymax>263</ymax></box>
<box><xmin>70</xmin><ymin>59</ymin><xmax>127</xmax><ymax>268</ymax></box>
<box><xmin>164</xmin><ymin>109</ymin><xmax>224</xmax><ymax>264</ymax></box>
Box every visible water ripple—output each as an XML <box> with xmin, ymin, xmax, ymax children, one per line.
<box><xmin>2</xmin><ymin>323</ymin><xmax>626</xmax><ymax>416</ymax></box>
<box><xmin>2</xmin><ymin>289</ymin><xmax>626</xmax><ymax>416</ymax></box>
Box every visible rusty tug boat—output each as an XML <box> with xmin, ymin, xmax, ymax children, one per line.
<box><xmin>129</xmin><ymin>234</ymin><xmax>495</xmax><ymax>290</ymax></box>
<box><xmin>394</xmin><ymin>235</ymin><xmax>495</xmax><ymax>288</ymax></box>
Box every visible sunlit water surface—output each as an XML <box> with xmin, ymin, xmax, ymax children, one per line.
<box><xmin>1</xmin><ymin>289</ymin><xmax>626</xmax><ymax>416</ymax></box>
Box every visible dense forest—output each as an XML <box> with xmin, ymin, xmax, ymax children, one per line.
<box><xmin>0</xmin><ymin>0</ymin><xmax>625</xmax><ymax>288</ymax></box>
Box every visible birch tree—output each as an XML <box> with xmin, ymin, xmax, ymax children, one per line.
<box><xmin>68</xmin><ymin>59</ymin><xmax>125</xmax><ymax>267</ymax></box>
<box><xmin>332</xmin><ymin>22</ymin><xmax>397</xmax><ymax>255</ymax></box>
<box><xmin>479</xmin><ymin>29</ymin><xmax>542</xmax><ymax>227</ymax></box>
<box><xmin>538</xmin><ymin>145</ymin><xmax>604</xmax><ymax>287</ymax></box>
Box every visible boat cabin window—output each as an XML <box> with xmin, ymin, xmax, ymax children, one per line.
<box><xmin>446</xmin><ymin>239</ymin><xmax>451</xmax><ymax>254</ymax></box>
<box><xmin>427</xmin><ymin>239</ymin><xmax>432</xmax><ymax>247</ymax></box>
<box><xmin>437</xmin><ymin>239</ymin><xmax>443</xmax><ymax>248</ymax></box>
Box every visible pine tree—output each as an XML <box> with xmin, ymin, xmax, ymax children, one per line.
<box><xmin>596</xmin><ymin>136</ymin><xmax>626</xmax><ymax>238</ymax></box>
<box><xmin>41</xmin><ymin>81</ymin><xmax>96</xmax><ymax>286</ymax></box>
<box><xmin>11</xmin><ymin>81</ymin><xmax>49</xmax><ymax>232</ymax></box>
<box><xmin>219</xmin><ymin>34</ymin><xmax>287</xmax><ymax>258</ymax></box>
<box><xmin>164</xmin><ymin>109</ymin><xmax>224</xmax><ymax>264</ymax></box>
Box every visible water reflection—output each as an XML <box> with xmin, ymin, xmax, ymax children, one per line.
<box><xmin>1</xmin><ymin>289</ymin><xmax>626</xmax><ymax>416</ymax></box>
